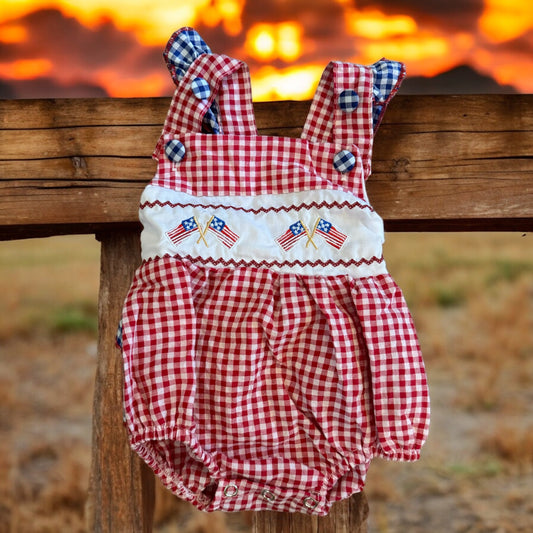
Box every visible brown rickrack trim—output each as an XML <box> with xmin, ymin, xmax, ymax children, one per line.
<box><xmin>140</xmin><ymin>199</ymin><xmax>375</xmax><ymax>213</ymax></box>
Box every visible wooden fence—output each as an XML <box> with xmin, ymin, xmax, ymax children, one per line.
<box><xmin>1</xmin><ymin>94</ymin><xmax>532</xmax><ymax>532</ymax></box>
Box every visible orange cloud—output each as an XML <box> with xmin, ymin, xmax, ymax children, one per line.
<box><xmin>1</xmin><ymin>0</ymin><xmax>532</xmax><ymax>98</ymax></box>
<box><xmin>95</xmin><ymin>69</ymin><xmax>170</xmax><ymax>97</ymax></box>
<box><xmin>0</xmin><ymin>58</ymin><xmax>52</xmax><ymax>79</ymax></box>
<box><xmin>0</xmin><ymin>24</ymin><xmax>28</xmax><ymax>43</ymax></box>
<box><xmin>245</xmin><ymin>22</ymin><xmax>303</xmax><ymax>63</ymax></box>
<box><xmin>251</xmin><ymin>64</ymin><xmax>325</xmax><ymax>101</ymax></box>
<box><xmin>1</xmin><ymin>0</ymin><xmax>246</xmax><ymax>46</ymax></box>
<box><xmin>346</xmin><ymin>9</ymin><xmax>418</xmax><ymax>40</ymax></box>
<box><xmin>479</xmin><ymin>0</ymin><xmax>533</xmax><ymax>43</ymax></box>
<box><xmin>199</xmin><ymin>0</ymin><xmax>244</xmax><ymax>36</ymax></box>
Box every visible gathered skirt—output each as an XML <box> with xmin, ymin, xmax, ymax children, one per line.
<box><xmin>119</xmin><ymin>256</ymin><xmax>429</xmax><ymax>514</ymax></box>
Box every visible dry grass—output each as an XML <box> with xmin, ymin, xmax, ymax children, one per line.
<box><xmin>1</xmin><ymin>232</ymin><xmax>532</xmax><ymax>532</ymax></box>
<box><xmin>481</xmin><ymin>425</ymin><xmax>533</xmax><ymax>471</ymax></box>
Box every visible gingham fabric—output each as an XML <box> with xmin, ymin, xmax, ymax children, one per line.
<box><xmin>371</xmin><ymin>59</ymin><xmax>405</xmax><ymax>130</ymax></box>
<box><xmin>164</xmin><ymin>27</ymin><xmax>211</xmax><ymax>83</ymax></box>
<box><xmin>120</xmin><ymin>27</ymin><xmax>429</xmax><ymax>516</ymax></box>
<box><xmin>163</xmin><ymin>27</ymin><xmax>220</xmax><ymax>133</ymax></box>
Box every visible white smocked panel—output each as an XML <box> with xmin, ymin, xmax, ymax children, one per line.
<box><xmin>139</xmin><ymin>184</ymin><xmax>387</xmax><ymax>278</ymax></box>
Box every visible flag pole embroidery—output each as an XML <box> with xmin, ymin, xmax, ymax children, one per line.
<box><xmin>302</xmin><ymin>220</ymin><xmax>318</xmax><ymax>250</ymax></box>
<box><xmin>277</xmin><ymin>218</ymin><xmax>348</xmax><ymax>251</ymax></box>
<box><xmin>196</xmin><ymin>215</ymin><xmax>214</xmax><ymax>246</ymax></box>
<box><xmin>306</xmin><ymin>218</ymin><xmax>320</xmax><ymax>249</ymax></box>
<box><xmin>168</xmin><ymin>215</ymin><xmax>346</xmax><ymax>252</ymax></box>
<box><xmin>166</xmin><ymin>214</ymin><xmax>240</xmax><ymax>249</ymax></box>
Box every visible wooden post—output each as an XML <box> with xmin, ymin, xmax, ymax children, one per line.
<box><xmin>87</xmin><ymin>230</ymin><xmax>155</xmax><ymax>532</ymax></box>
<box><xmin>252</xmin><ymin>492</ymin><xmax>369</xmax><ymax>533</ymax></box>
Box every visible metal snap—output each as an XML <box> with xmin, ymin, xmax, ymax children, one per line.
<box><xmin>223</xmin><ymin>483</ymin><xmax>239</xmax><ymax>497</ymax></box>
<box><xmin>261</xmin><ymin>489</ymin><xmax>277</xmax><ymax>502</ymax></box>
<box><xmin>303</xmin><ymin>496</ymin><xmax>319</xmax><ymax>510</ymax></box>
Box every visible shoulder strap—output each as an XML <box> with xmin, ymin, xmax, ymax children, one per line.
<box><xmin>154</xmin><ymin>53</ymin><xmax>257</xmax><ymax>157</ymax></box>
<box><xmin>163</xmin><ymin>27</ymin><xmax>220</xmax><ymax>134</ymax></box>
<box><xmin>164</xmin><ymin>27</ymin><xmax>212</xmax><ymax>84</ymax></box>
<box><xmin>370</xmin><ymin>59</ymin><xmax>406</xmax><ymax>131</ymax></box>
<box><xmin>301</xmin><ymin>60</ymin><xmax>404</xmax><ymax>178</ymax></box>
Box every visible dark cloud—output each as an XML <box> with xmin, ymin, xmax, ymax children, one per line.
<box><xmin>0</xmin><ymin>8</ymin><xmax>166</xmax><ymax>98</ymax></box>
<box><xmin>0</xmin><ymin>77</ymin><xmax>109</xmax><ymax>99</ymax></box>
<box><xmin>489</xmin><ymin>30</ymin><xmax>533</xmax><ymax>56</ymax></box>
<box><xmin>0</xmin><ymin>79</ymin><xmax>16</xmax><ymax>98</ymax></box>
<box><xmin>242</xmin><ymin>0</ymin><xmax>345</xmax><ymax>26</ymax></box>
<box><xmin>3</xmin><ymin>10</ymin><xmax>135</xmax><ymax>65</ymax></box>
<box><xmin>356</xmin><ymin>0</ymin><xmax>484</xmax><ymax>32</ymax></box>
<box><xmin>192</xmin><ymin>24</ymin><xmax>245</xmax><ymax>58</ymax></box>
<box><xmin>399</xmin><ymin>64</ymin><xmax>517</xmax><ymax>94</ymax></box>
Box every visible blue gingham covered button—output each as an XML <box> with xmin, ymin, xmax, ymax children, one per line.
<box><xmin>191</xmin><ymin>77</ymin><xmax>211</xmax><ymax>100</ymax></box>
<box><xmin>333</xmin><ymin>150</ymin><xmax>356</xmax><ymax>173</ymax></box>
<box><xmin>338</xmin><ymin>89</ymin><xmax>359</xmax><ymax>112</ymax></box>
<box><xmin>165</xmin><ymin>139</ymin><xmax>186</xmax><ymax>163</ymax></box>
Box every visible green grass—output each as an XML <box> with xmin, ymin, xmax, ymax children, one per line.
<box><xmin>50</xmin><ymin>302</ymin><xmax>98</xmax><ymax>334</ymax></box>
<box><xmin>486</xmin><ymin>259</ymin><xmax>533</xmax><ymax>284</ymax></box>
<box><xmin>0</xmin><ymin>235</ymin><xmax>100</xmax><ymax>339</ymax></box>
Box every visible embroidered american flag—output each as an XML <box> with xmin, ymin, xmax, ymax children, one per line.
<box><xmin>208</xmin><ymin>216</ymin><xmax>240</xmax><ymax>248</ymax></box>
<box><xmin>166</xmin><ymin>216</ymin><xmax>198</xmax><ymax>245</ymax></box>
<box><xmin>315</xmin><ymin>218</ymin><xmax>348</xmax><ymax>249</ymax></box>
<box><xmin>276</xmin><ymin>221</ymin><xmax>307</xmax><ymax>251</ymax></box>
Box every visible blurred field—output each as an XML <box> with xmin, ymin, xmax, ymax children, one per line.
<box><xmin>0</xmin><ymin>232</ymin><xmax>532</xmax><ymax>532</ymax></box>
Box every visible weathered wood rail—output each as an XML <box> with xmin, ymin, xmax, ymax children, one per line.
<box><xmin>1</xmin><ymin>94</ymin><xmax>532</xmax><ymax>532</ymax></box>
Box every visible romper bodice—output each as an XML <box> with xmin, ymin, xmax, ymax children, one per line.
<box><xmin>139</xmin><ymin>28</ymin><xmax>406</xmax><ymax>279</ymax></box>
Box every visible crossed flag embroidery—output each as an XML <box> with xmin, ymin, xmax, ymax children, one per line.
<box><xmin>166</xmin><ymin>215</ymin><xmax>240</xmax><ymax>249</ymax></box>
<box><xmin>167</xmin><ymin>215</ymin><xmax>347</xmax><ymax>252</ymax></box>
<box><xmin>276</xmin><ymin>218</ymin><xmax>348</xmax><ymax>251</ymax></box>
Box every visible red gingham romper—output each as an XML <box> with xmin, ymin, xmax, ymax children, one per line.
<box><xmin>120</xmin><ymin>30</ymin><xmax>430</xmax><ymax>515</ymax></box>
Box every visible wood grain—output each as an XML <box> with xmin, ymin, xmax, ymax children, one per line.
<box><xmin>1</xmin><ymin>95</ymin><xmax>532</xmax><ymax>239</ymax></box>
<box><xmin>253</xmin><ymin>492</ymin><xmax>369</xmax><ymax>533</ymax></box>
<box><xmin>87</xmin><ymin>230</ymin><xmax>155</xmax><ymax>533</ymax></box>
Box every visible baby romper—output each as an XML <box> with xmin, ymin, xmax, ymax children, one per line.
<box><xmin>119</xmin><ymin>27</ymin><xmax>430</xmax><ymax>515</ymax></box>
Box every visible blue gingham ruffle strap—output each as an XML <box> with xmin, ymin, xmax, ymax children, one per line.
<box><xmin>164</xmin><ymin>27</ymin><xmax>212</xmax><ymax>83</ymax></box>
<box><xmin>164</xmin><ymin>27</ymin><xmax>220</xmax><ymax>134</ymax></box>
<box><xmin>371</xmin><ymin>59</ymin><xmax>405</xmax><ymax>130</ymax></box>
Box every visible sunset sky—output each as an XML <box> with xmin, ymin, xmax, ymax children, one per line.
<box><xmin>1</xmin><ymin>0</ymin><xmax>532</xmax><ymax>100</ymax></box>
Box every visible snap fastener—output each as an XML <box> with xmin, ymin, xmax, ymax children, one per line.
<box><xmin>303</xmin><ymin>496</ymin><xmax>319</xmax><ymax>510</ymax></box>
<box><xmin>191</xmin><ymin>77</ymin><xmax>211</xmax><ymax>100</ymax></box>
<box><xmin>261</xmin><ymin>489</ymin><xmax>277</xmax><ymax>502</ymax></box>
<box><xmin>165</xmin><ymin>139</ymin><xmax>186</xmax><ymax>163</ymax></box>
<box><xmin>223</xmin><ymin>483</ymin><xmax>239</xmax><ymax>497</ymax></box>
<box><xmin>339</xmin><ymin>89</ymin><xmax>359</xmax><ymax>112</ymax></box>
<box><xmin>333</xmin><ymin>150</ymin><xmax>356</xmax><ymax>173</ymax></box>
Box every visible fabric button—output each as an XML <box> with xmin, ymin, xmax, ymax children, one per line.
<box><xmin>339</xmin><ymin>89</ymin><xmax>359</xmax><ymax>112</ymax></box>
<box><xmin>191</xmin><ymin>77</ymin><xmax>211</xmax><ymax>100</ymax></box>
<box><xmin>223</xmin><ymin>483</ymin><xmax>239</xmax><ymax>497</ymax></box>
<box><xmin>333</xmin><ymin>150</ymin><xmax>356</xmax><ymax>173</ymax></box>
<box><xmin>165</xmin><ymin>140</ymin><xmax>186</xmax><ymax>163</ymax></box>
